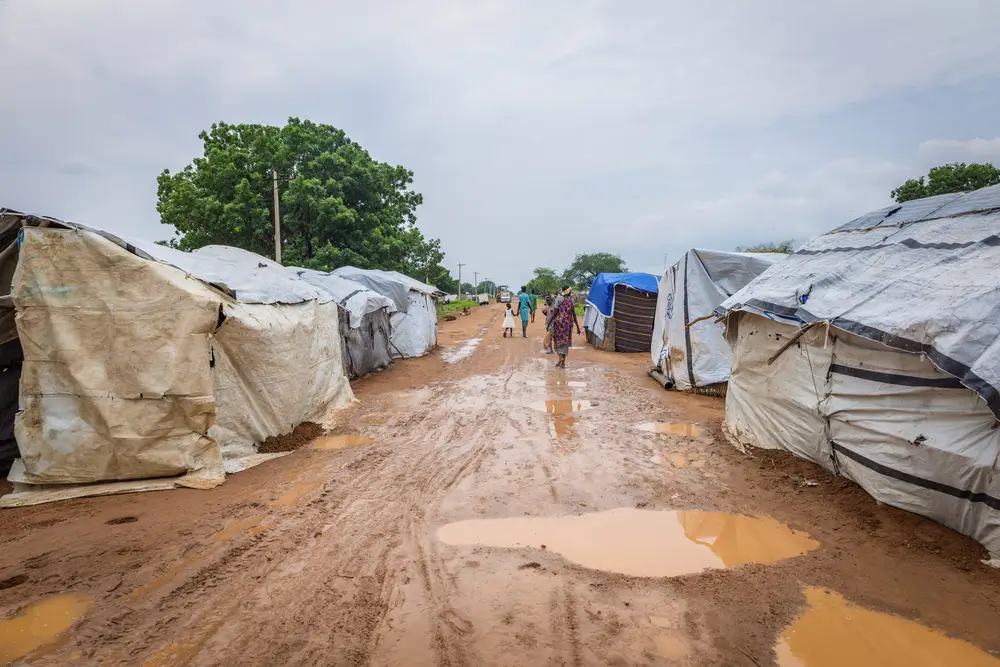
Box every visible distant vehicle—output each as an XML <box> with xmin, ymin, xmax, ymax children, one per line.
<box><xmin>499</xmin><ymin>291</ymin><xmax>512</xmax><ymax>303</ymax></box>
<box><xmin>477</xmin><ymin>293</ymin><xmax>490</xmax><ymax>306</ymax></box>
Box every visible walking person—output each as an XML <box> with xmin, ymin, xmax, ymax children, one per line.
<box><xmin>501</xmin><ymin>302</ymin><xmax>515</xmax><ymax>338</ymax></box>
<box><xmin>547</xmin><ymin>286</ymin><xmax>581</xmax><ymax>368</ymax></box>
<box><xmin>528</xmin><ymin>292</ymin><xmax>538</xmax><ymax>323</ymax></box>
<box><xmin>517</xmin><ymin>286</ymin><xmax>533</xmax><ymax>338</ymax></box>
<box><xmin>541</xmin><ymin>294</ymin><xmax>555</xmax><ymax>354</ymax></box>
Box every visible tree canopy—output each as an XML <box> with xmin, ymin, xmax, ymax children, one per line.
<box><xmin>890</xmin><ymin>162</ymin><xmax>1000</xmax><ymax>203</ymax></box>
<box><xmin>525</xmin><ymin>267</ymin><xmax>561</xmax><ymax>295</ymax></box>
<box><xmin>157</xmin><ymin>118</ymin><xmax>451</xmax><ymax>286</ymax></box>
<box><xmin>563</xmin><ymin>253</ymin><xmax>627</xmax><ymax>290</ymax></box>
<box><xmin>735</xmin><ymin>240</ymin><xmax>794</xmax><ymax>253</ymax></box>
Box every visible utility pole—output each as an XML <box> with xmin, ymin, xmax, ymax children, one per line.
<box><xmin>457</xmin><ymin>263</ymin><xmax>466</xmax><ymax>299</ymax></box>
<box><xmin>272</xmin><ymin>168</ymin><xmax>282</xmax><ymax>264</ymax></box>
<box><xmin>473</xmin><ymin>272</ymin><xmax>479</xmax><ymax>297</ymax></box>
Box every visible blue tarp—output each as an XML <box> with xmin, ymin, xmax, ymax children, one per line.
<box><xmin>586</xmin><ymin>272</ymin><xmax>659</xmax><ymax>317</ymax></box>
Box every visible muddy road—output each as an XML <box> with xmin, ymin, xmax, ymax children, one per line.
<box><xmin>2</xmin><ymin>303</ymin><xmax>999</xmax><ymax>666</ymax></box>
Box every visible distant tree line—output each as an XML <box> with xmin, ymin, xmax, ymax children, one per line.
<box><xmin>525</xmin><ymin>252</ymin><xmax>627</xmax><ymax>294</ymax></box>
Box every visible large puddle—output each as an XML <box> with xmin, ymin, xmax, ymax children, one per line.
<box><xmin>312</xmin><ymin>435</ymin><xmax>374</xmax><ymax>450</ymax></box>
<box><xmin>637</xmin><ymin>421</ymin><xmax>705</xmax><ymax>437</ymax></box>
<box><xmin>526</xmin><ymin>380</ymin><xmax>587</xmax><ymax>388</ymax></box>
<box><xmin>529</xmin><ymin>399</ymin><xmax>593</xmax><ymax>414</ymax></box>
<box><xmin>0</xmin><ymin>593</ymin><xmax>93</xmax><ymax>664</ymax></box>
<box><xmin>776</xmin><ymin>587</ymin><xmax>1000</xmax><ymax>666</ymax></box>
<box><xmin>437</xmin><ymin>508</ymin><xmax>818</xmax><ymax>577</ymax></box>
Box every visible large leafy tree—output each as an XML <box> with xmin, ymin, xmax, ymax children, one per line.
<box><xmin>562</xmin><ymin>253</ymin><xmax>627</xmax><ymax>290</ymax></box>
<box><xmin>525</xmin><ymin>267</ymin><xmax>561</xmax><ymax>294</ymax></box>
<box><xmin>890</xmin><ymin>162</ymin><xmax>1000</xmax><ymax>203</ymax></box>
<box><xmin>157</xmin><ymin>118</ymin><xmax>446</xmax><ymax>280</ymax></box>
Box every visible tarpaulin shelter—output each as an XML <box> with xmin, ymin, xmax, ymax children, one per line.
<box><xmin>332</xmin><ymin>267</ymin><xmax>440</xmax><ymax>358</ymax></box>
<box><xmin>651</xmin><ymin>250</ymin><xmax>783</xmax><ymax>390</ymax></box>
<box><xmin>583</xmin><ymin>272</ymin><xmax>659</xmax><ymax>352</ymax></box>
<box><xmin>290</xmin><ymin>268</ymin><xmax>395</xmax><ymax>379</ymax></box>
<box><xmin>716</xmin><ymin>186</ymin><xmax>1000</xmax><ymax>558</ymax></box>
<box><xmin>0</xmin><ymin>209</ymin><xmax>355</xmax><ymax>507</ymax></box>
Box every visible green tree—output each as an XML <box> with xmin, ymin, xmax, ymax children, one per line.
<box><xmin>525</xmin><ymin>267</ymin><xmax>561</xmax><ymax>294</ymax></box>
<box><xmin>562</xmin><ymin>253</ymin><xmax>627</xmax><ymax>290</ymax></box>
<box><xmin>157</xmin><ymin>118</ymin><xmax>441</xmax><ymax>278</ymax></box>
<box><xmin>890</xmin><ymin>162</ymin><xmax>1000</xmax><ymax>203</ymax></box>
<box><xmin>735</xmin><ymin>240</ymin><xmax>794</xmax><ymax>253</ymax></box>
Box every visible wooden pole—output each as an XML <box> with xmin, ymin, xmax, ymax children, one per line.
<box><xmin>767</xmin><ymin>321</ymin><xmax>819</xmax><ymax>365</ymax></box>
<box><xmin>272</xmin><ymin>168</ymin><xmax>282</xmax><ymax>264</ymax></box>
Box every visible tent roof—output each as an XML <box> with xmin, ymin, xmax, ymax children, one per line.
<box><xmin>586</xmin><ymin>272</ymin><xmax>659</xmax><ymax>317</ymax></box>
<box><xmin>331</xmin><ymin>266</ymin><xmax>441</xmax><ymax>312</ymax></box>
<box><xmin>0</xmin><ymin>209</ymin><xmax>415</xmax><ymax>308</ymax></box>
<box><xmin>717</xmin><ymin>184</ymin><xmax>1000</xmax><ymax>417</ymax></box>
<box><xmin>288</xmin><ymin>268</ymin><xmax>395</xmax><ymax>328</ymax></box>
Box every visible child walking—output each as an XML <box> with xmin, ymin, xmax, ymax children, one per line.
<box><xmin>501</xmin><ymin>302</ymin><xmax>515</xmax><ymax>338</ymax></box>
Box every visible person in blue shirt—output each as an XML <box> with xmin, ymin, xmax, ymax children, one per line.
<box><xmin>516</xmin><ymin>286</ymin><xmax>534</xmax><ymax>338</ymax></box>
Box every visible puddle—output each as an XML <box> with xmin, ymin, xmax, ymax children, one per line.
<box><xmin>0</xmin><ymin>593</ymin><xmax>93</xmax><ymax>664</ymax></box>
<box><xmin>437</xmin><ymin>508</ymin><xmax>818</xmax><ymax>577</ymax></box>
<box><xmin>312</xmin><ymin>435</ymin><xmax>374</xmax><ymax>450</ymax></box>
<box><xmin>526</xmin><ymin>380</ymin><xmax>587</xmax><ymax>388</ymax></box>
<box><xmin>776</xmin><ymin>587</ymin><xmax>1000</xmax><ymax>666</ymax></box>
<box><xmin>441</xmin><ymin>337</ymin><xmax>482</xmax><ymax>364</ymax></box>
<box><xmin>637</xmin><ymin>421</ymin><xmax>705</xmax><ymax>437</ymax></box>
<box><xmin>548</xmin><ymin>414</ymin><xmax>577</xmax><ymax>443</ymax></box>
<box><xmin>529</xmin><ymin>399</ymin><xmax>593</xmax><ymax>414</ymax></box>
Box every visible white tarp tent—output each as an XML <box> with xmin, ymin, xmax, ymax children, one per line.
<box><xmin>332</xmin><ymin>267</ymin><xmax>439</xmax><ymax>358</ymax></box>
<box><xmin>716</xmin><ymin>187</ymin><xmax>1000</xmax><ymax>558</ymax></box>
<box><xmin>0</xmin><ymin>210</ymin><xmax>355</xmax><ymax>506</ymax></box>
<box><xmin>651</xmin><ymin>249</ymin><xmax>783</xmax><ymax>389</ymax></box>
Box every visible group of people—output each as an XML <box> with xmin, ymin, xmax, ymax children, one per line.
<box><xmin>502</xmin><ymin>286</ymin><xmax>582</xmax><ymax>368</ymax></box>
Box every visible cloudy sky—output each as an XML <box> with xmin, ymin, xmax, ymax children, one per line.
<box><xmin>3</xmin><ymin>1</ymin><xmax>1000</xmax><ymax>286</ymax></box>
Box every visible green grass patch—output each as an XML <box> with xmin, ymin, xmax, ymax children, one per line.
<box><xmin>574</xmin><ymin>302</ymin><xmax>585</xmax><ymax>316</ymax></box>
<box><xmin>437</xmin><ymin>299</ymin><xmax>479</xmax><ymax>316</ymax></box>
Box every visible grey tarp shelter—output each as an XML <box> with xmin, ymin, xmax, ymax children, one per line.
<box><xmin>716</xmin><ymin>186</ymin><xmax>1000</xmax><ymax>559</ymax></box>
<box><xmin>290</xmin><ymin>268</ymin><xmax>395</xmax><ymax>378</ymax></box>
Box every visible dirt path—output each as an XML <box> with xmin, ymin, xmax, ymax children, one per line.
<box><xmin>1</xmin><ymin>302</ymin><xmax>999</xmax><ymax>666</ymax></box>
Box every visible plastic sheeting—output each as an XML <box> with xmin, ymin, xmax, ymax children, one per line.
<box><xmin>725</xmin><ymin>313</ymin><xmax>1000</xmax><ymax>557</ymax></box>
<box><xmin>652</xmin><ymin>250</ymin><xmax>782</xmax><ymax>389</ymax></box>
<box><xmin>332</xmin><ymin>266</ymin><xmax>440</xmax><ymax>312</ymax></box>
<box><xmin>585</xmin><ymin>273</ymin><xmax>659</xmax><ymax>318</ymax></box>
<box><xmin>338</xmin><ymin>308</ymin><xmax>393</xmax><ymax>378</ymax></box>
<box><xmin>128</xmin><ymin>240</ymin><xmax>329</xmax><ymax>305</ymax></box>
<box><xmin>388</xmin><ymin>291</ymin><xmax>438</xmax><ymax>358</ymax></box>
<box><xmin>331</xmin><ymin>267</ymin><xmax>438</xmax><ymax>358</ymax></box>
<box><xmin>9</xmin><ymin>227</ymin><xmax>226</xmax><ymax>487</ymax></box>
<box><xmin>290</xmin><ymin>268</ymin><xmax>395</xmax><ymax>329</ymax></box>
<box><xmin>718</xmin><ymin>187</ymin><xmax>1000</xmax><ymax>557</ymax></box>
<box><xmin>717</xmin><ymin>184</ymin><xmax>1000</xmax><ymax>417</ymax></box>
<box><xmin>1</xmin><ymin>218</ymin><xmax>356</xmax><ymax>505</ymax></box>
<box><xmin>208</xmin><ymin>299</ymin><xmax>354</xmax><ymax>459</ymax></box>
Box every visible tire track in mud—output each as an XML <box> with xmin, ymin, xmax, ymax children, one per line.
<box><xmin>113</xmin><ymin>369</ymin><xmax>512</xmax><ymax>666</ymax></box>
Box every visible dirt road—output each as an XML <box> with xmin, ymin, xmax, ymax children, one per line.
<box><xmin>1</xmin><ymin>303</ymin><xmax>999</xmax><ymax>666</ymax></box>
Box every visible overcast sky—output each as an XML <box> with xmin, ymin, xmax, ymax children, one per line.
<box><xmin>3</xmin><ymin>1</ymin><xmax>1000</xmax><ymax>286</ymax></box>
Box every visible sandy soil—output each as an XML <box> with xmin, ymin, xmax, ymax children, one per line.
<box><xmin>1</xmin><ymin>302</ymin><xmax>999</xmax><ymax>666</ymax></box>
